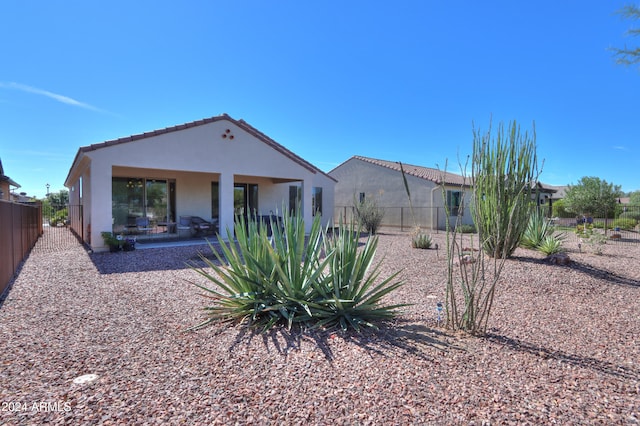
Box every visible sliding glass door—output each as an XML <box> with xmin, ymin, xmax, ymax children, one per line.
<box><xmin>234</xmin><ymin>183</ymin><xmax>258</xmax><ymax>221</ymax></box>
<box><xmin>112</xmin><ymin>177</ymin><xmax>172</xmax><ymax>233</ymax></box>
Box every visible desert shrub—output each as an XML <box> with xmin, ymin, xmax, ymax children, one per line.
<box><xmin>354</xmin><ymin>196</ymin><xmax>384</xmax><ymax>235</ymax></box>
<box><xmin>189</xmin><ymin>214</ymin><xmax>404</xmax><ymax>332</ymax></box>
<box><xmin>49</xmin><ymin>208</ymin><xmax>68</xmax><ymax>226</ymax></box>
<box><xmin>520</xmin><ymin>208</ymin><xmax>553</xmax><ymax>249</ymax></box>
<box><xmin>612</xmin><ymin>217</ymin><xmax>636</xmax><ymax>230</ymax></box>
<box><xmin>551</xmin><ymin>198</ymin><xmax>570</xmax><ymax>218</ymax></box>
<box><xmin>576</xmin><ymin>224</ymin><xmax>594</xmax><ymax>236</ymax></box>
<box><xmin>619</xmin><ymin>211</ymin><xmax>640</xmax><ymax>222</ymax></box>
<box><xmin>581</xmin><ymin>232</ymin><xmax>607</xmax><ymax>255</ymax></box>
<box><xmin>538</xmin><ymin>235</ymin><xmax>564</xmax><ymax>255</ymax></box>
<box><xmin>411</xmin><ymin>230</ymin><xmax>432</xmax><ymax>249</ymax></box>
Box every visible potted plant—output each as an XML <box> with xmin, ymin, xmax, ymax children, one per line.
<box><xmin>122</xmin><ymin>236</ymin><xmax>136</xmax><ymax>251</ymax></box>
<box><xmin>101</xmin><ymin>231</ymin><xmax>122</xmax><ymax>252</ymax></box>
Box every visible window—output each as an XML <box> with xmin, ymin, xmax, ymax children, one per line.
<box><xmin>312</xmin><ymin>187</ymin><xmax>323</xmax><ymax>216</ymax></box>
<box><xmin>112</xmin><ymin>177</ymin><xmax>170</xmax><ymax>232</ymax></box>
<box><xmin>359</xmin><ymin>192</ymin><xmax>365</xmax><ymax>203</ymax></box>
<box><xmin>289</xmin><ymin>185</ymin><xmax>301</xmax><ymax>215</ymax></box>
<box><xmin>446</xmin><ymin>190</ymin><xmax>463</xmax><ymax>216</ymax></box>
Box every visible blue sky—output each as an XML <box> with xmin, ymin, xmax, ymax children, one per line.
<box><xmin>1</xmin><ymin>1</ymin><xmax>638</xmax><ymax>199</ymax></box>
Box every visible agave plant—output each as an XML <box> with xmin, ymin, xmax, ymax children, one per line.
<box><xmin>538</xmin><ymin>235</ymin><xmax>564</xmax><ymax>255</ymax></box>
<box><xmin>521</xmin><ymin>208</ymin><xmax>554</xmax><ymax>250</ymax></box>
<box><xmin>411</xmin><ymin>230</ymin><xmax>432</xmax><ymax>249</ymax></box>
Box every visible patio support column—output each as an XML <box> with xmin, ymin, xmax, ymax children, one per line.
<box><xmin>218</xmin><ymin>172</ymin><xmax>234</xmax><ymax>240</ymax></box>
<box><xmin>302</xmin><ymin>179</ymin><xmax>313</xmax><ymax>233</ymax></box>
<box><xmin>92</xmin><ymin>162</ymin><xmax>112</xmax><ymax>251</ymax></box>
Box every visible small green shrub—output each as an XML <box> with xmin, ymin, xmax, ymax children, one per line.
<box><xmin>411</xmin><ymin>231</ymin><xmax>432</xmax><ymax>249</ymax></box>
<box><xmin>538</xmin><ymin>235</ymin><xmax>564</xmax><ymax>255</ymax></box>
<box><xmin>576</xmin><ymin>224</ymin><xmax>594</xmax><ymax>236</ymax></box>
<box><xmin>101</xmin><ymin>231</ymin><xmax>119</xmax><ymax>246</ymax></box>
<box><xmin>612</xmin><ymin>217</ymin><xmax>636</xmax><ymax>230</ymax></box>
<box><xmin>189</xmin><ymin>214</ymin><xmax>405</xmax><ymax>333</ymax></box>
<box><xmin>619</xmin><ymin>211</ymin><xmax>640</xmax><ymax>222</ymax></box>
<box><xmin>49</xmin><ymin>208</ymin><xmax>68</xmax><ymax>227</ymax></box>
<box><xmin>456</xmin><ymin>224</ymin><xmax>477</xmax><ymax>233</ymax></box>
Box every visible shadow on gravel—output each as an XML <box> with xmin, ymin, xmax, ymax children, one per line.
<box><xmin>89</xmin><ymin>245</ymin><xmax>222</xmax><ymax>274</ymax></box>
<box><xmin>219</xmin><ymin>320</ymin><xmax>462</xmax><ymax>362</ymax></box>
<box><xmin>511</xmin><ymin>255</ymin><xmax>640</xmax><ymax>288</ymax></box>
<box><xmin>486</xmin><ymin>333</ymin><xmax>640</xmax><ymax>381</ymax></box>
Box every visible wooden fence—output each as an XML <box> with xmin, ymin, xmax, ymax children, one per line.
<box><xmin>0</xmin><ymin>200</ymin><xmax>42</xmax><ymax>299</ymax></box>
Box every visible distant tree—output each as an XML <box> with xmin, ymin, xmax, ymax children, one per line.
<box><xmin>612</xmin><ymin>4</ymin><xmax>640</xmax><ymax>67</ymax></box>
<box><xmin>47</xmin><ymin>189</ymin><xmax>69</xmax><ymax>205</ymax></box>
<box><xmin>629</xmin><ymin>190</ymin><xmax>640</xmax><ymax>205</ymax></box>
<box><xmin>551</xmin><ymin>198</ymin><xmax>570</xmax><ymax>217</ymax></box>
<box><xmin>563</xmin><ymin>177</ymin><xmax>623</xmax><ymax>218</ymax></box>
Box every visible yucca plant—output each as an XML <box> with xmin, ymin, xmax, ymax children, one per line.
<box><xmin>521</xmin><ymin>208</ymin><xmax>553</xmax><ymax>249</ymax></box>
<box><xmin>189</xmin><ymin>213</ymin><xmax>405</xmax><ymax>333</ymax></box>
<box><xmin>189</xmin><ymin>213</ymin><xmax>329</xmax><ymax>332</ymax></box>
<box><xmin>311</xmin><ymin>220</ymin><xmax>406</xmax><ymax>331</ymax></box>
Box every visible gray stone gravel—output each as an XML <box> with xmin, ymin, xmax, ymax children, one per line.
<box><xmin>1</xmin><ymin>229</ymin><xmax>638</xmax><ymax>424</ymax></box>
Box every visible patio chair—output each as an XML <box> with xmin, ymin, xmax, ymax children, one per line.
<box><xmin>190</xmin><ymin>216</ymin><xmax>215</xmax><ymax>236</ymax></box>
<box><xmin>135</xmin><ymin>217</ymin><xmax>153</xmax><ymax>235</ymax></box>
<box><xmin>177</xmin><ymin>216</ymin><xmax>192</xmax><ymax>237</ymax></box>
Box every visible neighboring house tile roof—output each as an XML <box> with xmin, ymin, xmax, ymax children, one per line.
<box><xmin>351</xmin><ymin>155</ymin><xmax>470</xmax><ymax>186</ymax></box>
<box><xmin>67</xmin><ymin>113</ymin><xmax>336</xmax><ymax>182</ymax></box>
<box><xmin>543</xmin><ymin>184</ymin><xmax>567</xmax><ymax>199</ymax></box>
<box><xmin>0</xmin><ymin>158</ymin><xmax>20</xmax><ymax>188</ymax></box>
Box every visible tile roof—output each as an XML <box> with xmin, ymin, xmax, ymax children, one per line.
<box><xmin>352</xmin><ymin>156</ymin><xmax>470</xmax><ymax>186</ymax></box>
<box><xmin>69</xmin><ymin>113</ymin><xmax>335</xmax><ymax>181</ymax></box>
<box><xmin>0</xmin><ymin>158</ymin><xmax>20</xmax><ymax>188</ymax></box>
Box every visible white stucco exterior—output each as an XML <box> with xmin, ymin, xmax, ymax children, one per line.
<box><xmin>65</xmin><ymin>114</ymin><xmax>335</xmax><ymax>251</ymax></box>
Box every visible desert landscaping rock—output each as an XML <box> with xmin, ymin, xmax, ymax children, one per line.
<box><xmin>0</xmin><ymin>230</ymin><xmax>638</xmax><ymax>424</ymax></box>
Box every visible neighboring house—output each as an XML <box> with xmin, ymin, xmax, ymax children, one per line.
<box><xmin>535</xmin><ymin>182</ymin><xmax>560</xmax><ymax>217</ymax></box>
<box><xmin>65</xmin><ymin>114</ymin><xmax>336</xmax><ymax>251</ymax></box>
<box><xmin>0</xmin><ymin>158</ymin><xmax>21</xmax><ymax>201</ymax></box>
<box><xmin>328</xmin><ymin>156</ymin><xmax>473</xmax><ymax>230</ymax></box>
<box><xmin>10</xmin><ymin>192</ymin><xmax>35</xmax><ymax>203</ymax></box>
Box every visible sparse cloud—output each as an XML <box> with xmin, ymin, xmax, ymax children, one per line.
<box><xmin>613</xmin><ymin>145</ymin><xmax>628</xmax><ymax>151</ymax></box>
<box><xmin>0</xmin><ymin>81</ymin><xmax>106</xmax><ymax>113</ymax></box>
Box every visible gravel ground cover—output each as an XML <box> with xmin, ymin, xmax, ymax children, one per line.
<box><xmin>1</xmin><ymin>229</ymin><xmax>638</xmax><ymax>425</ymax></box>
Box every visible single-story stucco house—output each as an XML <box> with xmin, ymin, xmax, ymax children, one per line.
<box><xmin>64</xmin><ymin>114</ymin><xmax>336</xmax><ymax>251</ymax></box>
<box><xmin>328</xmin><ymin>155</ymin><xmax>474</xmax><ymax>230</ymax></box>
